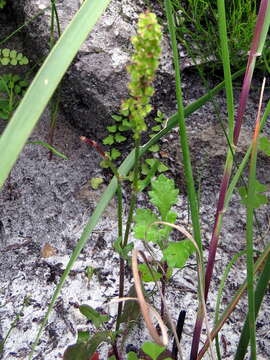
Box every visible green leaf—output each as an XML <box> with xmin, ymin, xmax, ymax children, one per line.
<box><xmin>259</xmin><ymin>136</ymin><xmax>270</xmax><ymax>156</ymax></box>
<box><xmin>141</xmin><ymin>342</ymin><xmax>166</xmax><ymax>360</ymax></box>
<box><xmin>122</xmin><ymin>119</ymin><xmax>132</xmax><ymax>127</ymax></box>
<box><xmin>141</xmin><ymin>162</ymin><xmax>150</xmax><ymax>175</ymax></box>
<box><xmin>138</xmin><ymin>263</ymin><xmax>162</xmax><ymax>282</ymax></box>
<box><xmin>99</xmin><ymin>159</ymin><xmax>110</xmax><ymax>168</ymax></box>
<box><xmin>79</xmin><ymin>305</ymin><xmax>109</xmax><ymax>328</ymax></box>
<box><xmin>103</xmin><ymin>135</ymin><xmax>114</xmax><ymax>145</ymax></box>
<box><xmin>134</xmin><ymin>208</ymin><xmax>159</xmax><ymax>243</ymax></box>
<box><xmin>19</xmin><ymin>56</ymin><xmax>29</xmax><ymax>65</ymax></box>
<box><xmin>149</xmin><ymin>144</ymin><xmax>160</xmax><ymax>152</ymax></box>
<box><xmin>127</xmin><ymin>352</ymin><xmax>139</xmax><ymax>360</ymax></box>
<box><xmin>111</xmin><ymin>114</ymin><xmax>122</xmax><ymax>122</ymax></box>
<box><xmin>163</xmin><ymin>240</ymin><xmax>195</xmax><ymax>268</ymax></box>
<box><xmin>9</xmin><ymin>50</ymin><xmax>17</xmax><ymax>59</ymax></box>
<box><xmin>157</xmin><ymin>162</ymin><xmax>168</xmax><ymax>173</ymax></box>
<box><xmin>115</xmin><ymin>133</ymin><xmax>126</xmax><ymax>143</ymax></box>
<box><xmin>85</xmin><ymin>266</ymin><xmax>95</xmax><ymax>280</ymax></box>
<box><xmin>151</xmin><ymin>125</ymin><xmax>161</xmax><ymax>132</ymax></box>
<box><xmin>90</xmin><ymin>177</ymin><xmax>104</xmax><ymax>190</ymax></box>
<box><xmin>158</xmin><ymin>211</ymin><xmax>177</xmax><ymax>244</ymax></box>
<box><xmin>107</xmin><ymin>125</ymin><xmax>117</xmax><ymax>133</ymax></box>
<box><xmin>2</xmin><ymin>48</ymin><xmax>10</xmax><ymax>57</ymax></box>
<box><xmin>63</xmin><ymin>343</ymin><xmax>91</xmax><ymax>360</ymax></box>
<box><xmin>238</xmin><ymin>180</ymin><xmax>268</xmax><ymax>208</ymax></box>
<box><xmin>64</xmin><ymin>331</ymin><xmax>112</xmax><ymax>360</ymax></box>
<box><xmin>10</xmin><ymin>59</ymin><xmax>17</xmax><ymax>66</ymax></box>
<box><xmin>155</xmin><ymin>110</ymin><xmax>165</xmax><ymax>121</ymax></box>
<box><xmin>149</xmin><ymin>174</ymin><xmax>179</xmax><ymax>219</ymax></box>
<box><xmin>113</xmin><ymin>237</ymin><xmax>134</xmax><ymax>260</ymax></box>
<box><xmin>110</xmin><ymin>148</ymin><xmax>121</xmax><ymax>160</ymax></box>
<box><xmin>77</xmin><ymin>331</ymin><xmax>90</xmax><ymax>344</ymax></box>
<box><xmin>118</xmin><ymin>124</ymin><xmax>130</xmax><ymax>131</ymax></box>
<box><xmin>1</xmin><ymin>58</ymin><xmax>9</xmax><ymax>65</ymax></box>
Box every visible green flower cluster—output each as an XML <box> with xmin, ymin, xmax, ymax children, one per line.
<box><xmin>121</xmin><ymin>12</ymin><xmax>162</xmax><ymax>139</ymax></box>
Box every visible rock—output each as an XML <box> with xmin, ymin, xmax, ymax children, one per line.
<box><xmin>10</xmin><ymin>0</ymin><xmax>179</xmax><ymax>138</ymax></box>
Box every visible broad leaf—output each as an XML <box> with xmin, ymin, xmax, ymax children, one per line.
<box><xmin>133</xmin><ymin>208</ymin><xmax>159</xmax><ymax>242</ymax></box>
<box><xmin>238</xmin><ymin>179</ymin><xmax>268</xmax><ymax>208</ymax></box>
<box><xmin>149</xmin><ymin>174</ymin><xmax>178</xmax><ymax>219</ymax></box>
<box><xmin>138</xmin><ymin>263</ymin><xmax>162</xmax><ymax>282</ymax></box>
<box><xmin>79</xmin><ymin>305</ymin><xmax>109</xmax><ymax>328</ymax></box>
<box><xmin>141</xmin><ymin>342</ymin><xmax>166</xmax><ymax>360</ymax></box>
<box><xmin>163</xmin><ymin>240</ymin><xmax>195</xmax><ymax>268</ymax></box>
<box><xmin>103</xmin><ymin>135</ymin><xmax>114</xmax><ymax>145</ymax></box>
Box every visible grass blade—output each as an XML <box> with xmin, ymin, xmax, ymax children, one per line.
<box><xmin>244</xmin><ymin>77</ymin><xmax>266</xmax><ymax>359</ymax></box>
<box><xmin>234</xmin><ymin>252</ymin><xmax>270</xmax><ymax>360</ymax></box>
<box><xmin>214</xmin><ymin>251</ymin><xmax>246</xmax><ymax>359</ymax></box>
<box><xmin>164</xmin><ymin>0</ymin><xmax>202</xmax><ymax>255</ymax></box>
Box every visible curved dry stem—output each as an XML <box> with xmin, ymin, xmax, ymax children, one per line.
<box><xmin>153</xmin><ymin>221</ymin><xmax>216</xmax><ymax>360</ymax></box>
<box><xmin>139</xmin><ymin>249</ymin><xmax>184</xmax><ymax>360</ymax></box>
<box><xmin>109</xmin><ymin>295</ymin><xmax>168</xmax><ymax>347</ymax></box>
<box><xmin>132</xmin><ymin>249</ymin><xmax>168</xmax><ymax>346</ymax></box>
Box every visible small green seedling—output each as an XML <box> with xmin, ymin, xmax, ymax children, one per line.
<box><xmin>90</xmin><ymin>177</ymin><xmax>104</xmax><ymax>190</ymax></box>
<box><xmin>0</xmin><ymin>48</ymin><xmax>29</xmax><ymax>66</ymax></box>
<box><xmin>0</xmin><ymin>74</ymin><xmax>29</xmax><ymax>120</ymax></box>
<box><xmin>85</xmin><ymin>265</ymin><xmax>96</xmax><ymax>281</ymax></box>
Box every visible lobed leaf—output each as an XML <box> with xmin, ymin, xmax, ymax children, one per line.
<box><xmin>163</xmin><ymin>240</ymin><xmax>195</xmax><ymax>268</ymax></box>
<box><xmin>149</xmin><ymin>174</ymin><xmax>179</xmax><ymax>219</ymax></box>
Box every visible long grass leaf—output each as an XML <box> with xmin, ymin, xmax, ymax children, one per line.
<box><xmin>234</xmin><ymin>252</ymin><xmax>270</xmax><ymax>360</ymax></box>
<box><xmin>245</xmin><ymin>77</ymin><xmax>266</xmax><ymax>359</ymax></box>
<box><xmin>164</xmin><ymin>0</ymin><xmax>202</xmax><ymax>251</ymax></box>
<box><xmin>214</xmin><ymin>251</ymin><xmax>246</xmax><ymax>359</ymax></box>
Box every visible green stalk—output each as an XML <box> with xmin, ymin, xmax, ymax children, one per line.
<box><xmin>214</xmin><ymin>251</ymin><xmax>246</xmax><ymax>359</ymax></box>
<box><xmin>197</xmin><ymin>243</ymin><xmax>270</xmax><ymax>359</ymax></box>
<box><xmin>245</xmin><ymin>78</ymin><xmax>266</xmax><ymax>359</ymax></box>
<box><xmin>116</xmin><ymin>136</ymin><xmax>141</xmax><ymax>331</ymax></box>
<box><xmin>164</xmin><ymin>0</ymin><xmax>202</xmax><ymax>252</ymax></box>
<box><xmin>48</xmin><ymin>0</ymin><xmax>62</xmax><ymax>159</ymax></box>
<box><xmin>190</xmin><ymin>0</ymin><xmax>234</xmax><ymax>354</ymax></box>
<box><xmin>234</xmin><ymin>252</ymin><xmax>270</xmax><ymax>360</ymax></box>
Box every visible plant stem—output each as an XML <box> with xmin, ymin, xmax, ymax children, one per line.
<box><xmin>245</xmin><ymin>77</ymin><xmax>265</xmax><ymax>360</ymax></box>
<box><xmin>116</xmin><ymin>136</ymin><xmax>141</xmax><ymax>331</ymax></box>
<box><xmin>48</xmin><ymin>0</ymin><xmax>62</xmax><ymax>159</ymax></box>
